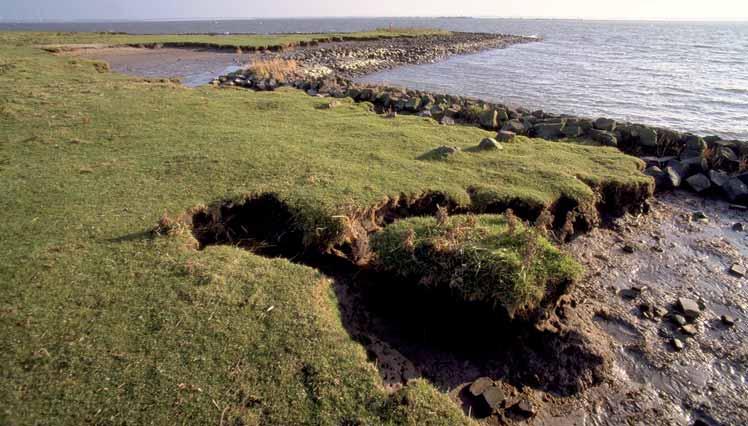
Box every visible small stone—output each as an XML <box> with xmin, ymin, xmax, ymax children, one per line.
<box><xmin>619</xmin><ymin>288</ymin><xmax>640</xmax><ymax>300</ymax></box>
<box><xmin>469</xmin><ymin>377</ymin><xmax>493</xmax><ymax>397</ymax></box>
<box><xmin>672</xmin><ymin>338</ymin><xmax>685</xmax><ymax>351</ymax></box>
<box><xmin>622</xmin><ymin>243</ymin><xmax>637</xmax><ymax>253</ymax></box>
<box><xmin>439</xmin><ymin>116</ymin><xmax>455</xmax><ymax>126</ymax></box>
<box><xmin>692</xmin><ymin>211</ymin><xmax>708</xmax><ymax>222</ymax></box>
<box><xmin>481</xmin><ymin>386</ymin><xmax>505</xmax><ymax>410</ymax></box>
<box><xmin>678</xmin><ymin>298</ymin><xmax>701</xmax><ymax>320</ymax></box>
<box><xmin>730</xmin><ymin>264</ymin><xmax>746</xmax><ymax>278</ymax></box>
<box><xmin>721</xmin><ymin>315</ymin><xmax>736</xmax><ymax>326</ymax></box>
<box><xmin>733</xmin><ymin>223</ymin><xmax>745</xmax><ymax>232</ymax></box>
<box><xmin>654</xmin><ymin>306</ymin><xmax>668</xmax><ymax>317</ymax></box>
<box><xmin>671</xmin><ymin>314</ymin><xmax>688</xmax><ymax>327</ymax></box>
<box><xmin>478</xmin><ymin>138</ymin><xmax>502</xmax><ymax>151</ymax></box>
<box><xmin>512</xmin><ymin>399</ymin><xmax>536</xmax><ymax>418</ymax></box>
<box><xmin>681</xmin><ymin>324</ymin><xmax>698</xmax><ymax>336</ymax></box>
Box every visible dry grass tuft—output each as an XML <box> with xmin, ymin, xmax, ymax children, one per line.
<box><xmin>248</xmin><ymin>58</ymin><xmax>298</xmax><ymax>80</ymax></box>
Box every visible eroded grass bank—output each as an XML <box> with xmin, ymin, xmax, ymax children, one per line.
<box><xmin>0</xmin><ymin>33</ymin><xmax>651</xmax><ymax>425</ymax></box>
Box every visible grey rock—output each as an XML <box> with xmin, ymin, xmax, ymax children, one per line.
<box><xmin>479</xmin><ymin>109</ymin><xmax>498</xmax><ymax>129</ymax></box>
<box><xmin>733</xmin><ymin>222</ymin><xmax>745</xmax><ymax>232</ymax></box>
<box><xmin>672</xmin><ymin>314</ymin><xmax>688</xmax><ymax>327</ymax></box>
<box><xmin>664</xmin><ymin>166</ymin><xmax>682</xmax><ymax>188</ymax></box>
<box><xmin>666</xmin><ymin>159</ymin><xmax>690</xmax><ymax>179</ymax></box>
<box><xmin>478</xmin><ymin>138</ymin><xmax>503</xmax><ymax>150</ymax></box>
<box><xmin>533</xmin><ymin>122</ymin><xmax>565</xmax><ymax>139</ymax></box>
<box><xmin>502</xmin><ymin>119</ymin><xmax>526</xmax><ymax>134</ymax></box>
<box><xmin>497</xmin><ymin>109</ymin><xmax>509</xmax><ymax>122</ymax></box>
<box><xmin>512</xmin><ymin>399</ymin><xmax>536</xmax><ymax>418</ymax></box>
<box><xmin>404</xmin><ymin>97</ymin><xmax>421</xmax><ymax>112</ymax></box>
<box><xmin>636</xmin><ymin>126</ymin><xmax>658</xmax><ymax>148</ymax></box>
<box><xmin>672</xmin><ymin>338</ymin><xmax>685</xmax><ymax>351</ymax></box>
<box><xmin>496</xmin><ymin>130</ymin><xmax>516</xmax><ymax>142</ymax></box>
<box><xmin>678</xmin><ymin>298</ymin><xmax>701</xmax><ymax>320</ymax></box>
<box><xmin>680</xmin><ymin>156</ymin><xmax>708</xmax><ymax>176</ymax></box>
<box><xmin>589</xmin><ymin>129</ymin><xmax>618</xmax><ymax>146</ymax></box>
<box><xmin>684</xmin><ymin>135</ymin><xmax>707</xmax><ymax>153</ymax></box>
<box><xmin>481</xmin><ymin>386</ymin><xmax>505</xmax><ymax>411</ymax></box>
<box><xmin>709</xmin><ymin>170</ymin><xmax>730</xmax><ymax>188</ymax></box>
<box><xmin>686</xmin><ymin>174</ymin><xmax>711</xmax><ymax>193</ymax></box>
<box><xmin>723</xmin><ymin>178</ymin><xmax>748</xmax><ymax>204</ymax></box>
<box><xmin>562</xmin><ymin>124</ymin><xmax>583</xmax><ymax>138</ymax></box>
<box><xmin>593</xmin><ymin>117</ymin><xmax>617</xmax><ymax>132</ymax></box>
<box><xmin>721</xmin><ymin>315</ymin><xmax>736</xmax><ymax>326</ymax></box>
<box><xmin>738</xmin><ymin>173</ymin><xmax>748</xmax><ymax>186</ymax></box>
<box><xmin>417</xmin><ymin>110</ymin><xmax>432</xmax><ymax>118</ymax></box>
<box><xmin>681</xmin><ymin>324</ymin><xmax>698</xmax><ymax>336</ymax></box>
<box><xmin>439</xmin><ymin>116</ymin><xmax>455</xmax><ymax>126</ymax></box>
<box><xmin>730</xmin><ymin>263</ymin><xmax>746</xmax><ymax>278</ymax></box>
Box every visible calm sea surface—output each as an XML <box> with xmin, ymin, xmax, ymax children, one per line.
<box><xmin>4</xmin><ymin>18</ymin><xmax>747</xmax><ymax>139</ymax></box>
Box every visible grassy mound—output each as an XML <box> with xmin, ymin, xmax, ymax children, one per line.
<box><xmin>0</xmin><ymin>32</ymin><xmax>652</xmax><ymax>424</ymax></box>
<box><xmin>371</xmin><ymin>214</ymin><xmax>582</xmax><ymax>319</ymax></box>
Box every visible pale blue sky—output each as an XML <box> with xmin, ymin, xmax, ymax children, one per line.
<box><xmin>2</xmin><ymin>0</ymin><xmax>748</xmax><ymax>21</ymax></box>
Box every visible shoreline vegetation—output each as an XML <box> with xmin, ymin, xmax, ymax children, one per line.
<box><xmin>0</xmin><ymin>29</ymin><xmax>741</xmax><ymax>424</ymax></box>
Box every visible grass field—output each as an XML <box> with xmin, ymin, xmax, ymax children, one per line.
<box><xmin>2</xmin><ymin>28</ymin><xmax>451</xmax><ymax>52</ymax></box>
<box><xmin>0</xmin><ymin>32</ymin><xmax>652</xmax><ymax>425</ymax></box>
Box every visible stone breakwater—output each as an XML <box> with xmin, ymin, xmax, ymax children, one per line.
<box><xmin>279</xmin><ymin>32</ymin><xmax>537</xmax><ymax>78</ymax></box>
<box><xmin>215</xmin><ymin>36</ymin><xmax>748</xmax><ymax>207</ymax></box>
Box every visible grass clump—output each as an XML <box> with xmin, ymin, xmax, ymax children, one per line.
<box><xmin>247</xmin><ymin>58</ymin><xmax>299</xmax><ymax>80</ymax></box>
<box><xmin>371</xmin><ymin>214</ymin><xmax>582</xmax><ymax>319</ymax></box>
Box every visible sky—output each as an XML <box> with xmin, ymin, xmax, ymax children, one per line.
<box><xmin>2</xmin><ymin>0</ymin><xmax>748</xmax><ymax>22</ymax></box>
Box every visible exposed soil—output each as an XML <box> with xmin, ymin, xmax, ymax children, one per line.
<box><xmin>180</xmin><ymin>189</ymin><xmax>748</xmax><ymax>425</ymax></box>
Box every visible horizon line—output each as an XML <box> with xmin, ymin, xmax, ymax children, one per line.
<box><xmin>2</xmin><ymin>15</ymin><xmax>748</xmax><ymax>24</ymax></box>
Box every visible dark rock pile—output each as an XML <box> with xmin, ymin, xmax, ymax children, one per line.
<box><xmin>282</xmin><ymin>32</ymin><xmax>537</xmax><ymax>78</ymax></box>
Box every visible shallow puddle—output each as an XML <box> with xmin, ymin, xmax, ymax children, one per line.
<box><xmin>73</xmin><ymin>47</ymin><xmax>250</xmax><ymax>86</ymax></box>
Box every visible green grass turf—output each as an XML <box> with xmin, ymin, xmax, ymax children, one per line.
<box><xmin>0</xmin><ymin>32</ymin><xmax>651</xmax><ymax>425</ymax></box>
<box><xmin>371</xmin><ymin>215</ymin><xmax>583</xmax><ymax>318</ymax></box>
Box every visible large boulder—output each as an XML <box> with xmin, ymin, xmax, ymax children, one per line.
<box><xmin>404</xmin><ymin>97</ymin><xmax>421</xmax><ymax>112</ymax></box>
<box><xmin>666</xmin><ymin>159</ymin><xmax>690</xmax><ymax>179</ymax></box>
<box><xmin>715</xmin><ymin>146</ymin><xmax>740</xmax><ymax>172</ymax></box>
<box><xmin>709</xmin><ymin>169</ymin><xmax>730</xmax><ymax>188</ymax></box>
<box><xmin>684</xmin><ymin>134</ymin><xmax>707</xmax><ymax>153</ymax></box>
<box><xmin>533</xmin><ymin>122</ymin><xmax>565</xmax><ymax>139</ymax></box>
<box><xmin>562</xmin><ymin>123</ymin><xmax>583</xmax><ymax>138</ymax></box>
<box><xmin>502</xmin><ymin>119</ymin><xmax>526</xmax><ymax>135</ymax></box>
<box><xmin>496</xmin><ymin>130</ymin><xmax>516</xmax><ymax>142</ymax></box>
<box><xmin>589</xmin><ymin>129</ymin><xmax>618</xmax><ymax>147</ymax></box>
<box><xmin>619</xmin><ymin>125</ymin><xmax>658</xmax><ymax>148</ymax></box>
<box><xmin>680</xmin><ymin>156</ymin><xmax>708</xmax><ymax>176</ymax></box>
<box><xmin>664</xmin><ymin>166</ymin><xmax>683</xmax><ymax>189</ymax></box>
<box><xmin>479</xmin><ymin>109</ymin><xmax>499</xmax><ymax>129</ymax></box>
<box><xmin>723</xmin><ymin>178</ymin><xmax>748</xmax><ymax>204</ymax></box>
<box><xmin>686</xmin><ymin>174</ymin><xmax>711</xmax><ymax>193</ymax></box>
<box><xmin>638</xmin><ymin>126</ymin><xmax>658</xmax><ymax>148</ymax></box>
<box><xmin>593</xmin><ymin>117</ymin><xmax>617</xmax><ymax>132</ymax></box>
<box><xmin>497</xmin><ymin>109</ymin><xmax>509</xmax><ymax>122</ymax></box>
